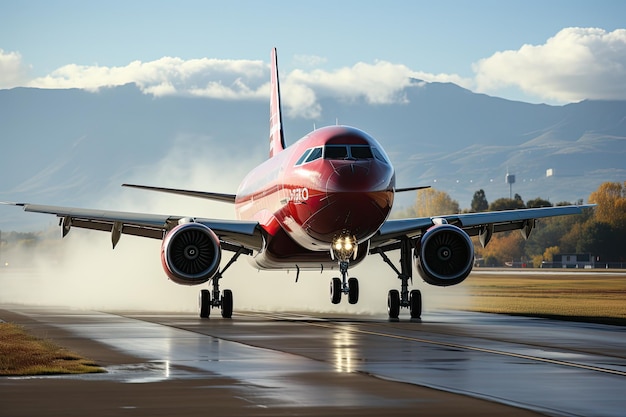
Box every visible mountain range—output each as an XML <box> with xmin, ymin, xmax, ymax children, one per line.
<box><xmin>1</xmin><ymin>82</ymin><xmax>625</xmax><ymax>231</ymax></box>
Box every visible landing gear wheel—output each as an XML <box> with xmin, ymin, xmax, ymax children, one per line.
<box><xmin>348</xmin><ymin>277</ymin><xmax>359</xmax><ymax>304</ymax></box>
<box><xmin>330</xmin><ymin>277</ymin><xmax>342</xmax><ymax>304</ymax></box>
<box><xmin>221</xmin><ymin>289</ymin><xmax>233</xmax><ymax>318</ymax></box>
<box><xmin>199</xmin><ymin>289</ymin><xmax>210</xmax><ymax>318</ymax></box>
<box><xmin>410</xmin><ymin>289</ymin><xmax>422</xmax><ymax>319</ymax></box>
<box><xmin>387</xmin><ymin>289</ymin><xmax>400</xmax><ymax>319</ymax></box>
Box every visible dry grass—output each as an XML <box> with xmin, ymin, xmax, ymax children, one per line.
<box><xmin>458</xmin><ymin>270</ymin><xmax>626</xmax><ymax>325</ymax></box>
<box><xmin>0</xmin><ymin>323</ymin><xmax>104</xmax><ymax>376</ymax></box>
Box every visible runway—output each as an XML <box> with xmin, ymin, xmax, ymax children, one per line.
<box><xmin>2</xmin><ymin>306</ymin><xmax>626</xmax><ymax>416</ymax></box>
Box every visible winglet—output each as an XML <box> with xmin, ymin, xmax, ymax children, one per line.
<box><xmin>269</xmin><ymin>48</ymin><xmax>285</xmax><ymax>158</ymax></box>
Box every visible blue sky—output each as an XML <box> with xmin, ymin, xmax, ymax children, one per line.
<box><xmin>1</xmin><ymin>0</ymin><xmax>625</xmax><ymax>109</ymax></box>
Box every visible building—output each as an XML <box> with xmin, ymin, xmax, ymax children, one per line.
<box><xmin>551</xmin><ymin>253</ymin><xmax>594</xmax><ymax>268</ymax></box>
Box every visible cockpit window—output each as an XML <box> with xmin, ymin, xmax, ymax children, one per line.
<box><xmin>372</xmin><ymin>147</ymin><xmax>389</xmax><ymax>164</ymax></box>
<box><xmin>324</xmin><ymin>145</ymin><xmax>348</xmax><ymax>159</ymax></box>
<box><xmin>295</xmin><ymin>147</ymin><xmax>323</xmax><ymax>166</ymax></box>
<box><xmin>295</xmin><ymin>149</ymin><xmax>312</xmax><ymax>166</ymax></box>
<box><xmin>305</xmin><ymin>147</ymin><xmax>323</xmax><ymax>163</ymax></box>
<box><xmin>350</xmin><ymin>145</ymin><xmax>373</xmax><ymax>159</ymax></box>
<box><xmin>324</xmin><ymin>145</ymin><xmax>375</xmax><ymax>160</ymax></box>
<box><xmin>296</xmin><ymin>144</ymin><xmax>385</xmax><ymax>166</ymax></box>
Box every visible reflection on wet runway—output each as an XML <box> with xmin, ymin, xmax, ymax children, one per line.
<box><xmin>4</xmin><ymin>307</ymin><xmax>626</xmax><ymax>416</ymax></box>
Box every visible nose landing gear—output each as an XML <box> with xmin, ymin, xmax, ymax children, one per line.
<box><xmin>329</xmin><ymin>233</ymin><xmax>359</xmax><ymax>305</ymax></box>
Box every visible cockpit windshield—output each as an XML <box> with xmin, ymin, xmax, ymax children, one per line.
<box><xmin>324</xmin><ymin>145</ymin><xmax>374</xmax><ymax>160</ymax></box>
<box><xmin>295</xmin><ymin>144</ymin><xmax>388</xmax><ymax>166</ymax></box>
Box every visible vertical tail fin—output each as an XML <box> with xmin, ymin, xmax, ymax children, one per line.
<box><xmin>269</xmin><ymin>48</ymin><xmax>285</xmax><ymax>158</ymax></box>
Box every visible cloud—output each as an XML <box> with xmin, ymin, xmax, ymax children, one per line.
<box><xmin>282</xmin><ymin>61</ymin><xmax>469</xmax><ymax>118</ymax></box>
<box><xmin>7</xmin><ymin>26</ymin><xmax>625</xmax><ymax>117</ymax></box>
<box><xmin>473</xmin><ymin>27</ymin><xmax>626</xmax><ymax>102</ymax></box>
<box><xmin>288</xmin><ymin>61</ymin><xmax>415</xmax><ymax>105</ymax></box>
<box><xmin>28</xmin><ymin>56</ymin><xmax>268</xmax><ymax>96</ymax></box>
<box><xmin>0</xmin><ymin>49</ymin><xmax>30</xmax><ymax>88</ymax></box>
<box><xmin>22</xmin><ymin>54</ymin><xmax>450</xmax><ymax>119</ymax></box>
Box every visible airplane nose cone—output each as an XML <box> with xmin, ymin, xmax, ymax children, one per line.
<box><xmin>327</xmin><ymin>161</ymin><xmax>377</xmax><ymax>191</ymax></box>
<box><xmin>302</xmin><ymin>160</ymin><xmax>394</xmax><ymax>242</ymax></box>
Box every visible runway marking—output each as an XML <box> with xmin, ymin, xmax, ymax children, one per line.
<box><xmin>240</xmin><ymin>311</ymin><xmax>626</xmax><ymax>378</ymax></box>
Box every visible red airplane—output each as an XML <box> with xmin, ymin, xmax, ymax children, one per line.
<box><xmin>4</xmin><ymin>48</ymin><xmax>593</xmax><ymax>319</ymax></box>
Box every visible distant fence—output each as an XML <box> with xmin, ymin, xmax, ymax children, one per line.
<box><xmin>540</xmin><ymin>262</ymin><xmax>626</xmax><ymax>269</ymax></box>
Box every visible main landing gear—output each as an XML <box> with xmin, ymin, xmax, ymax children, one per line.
<box><xmin>375</xmin><ymin>237</ymin><xmax>422</xmax><ymax>320</ymax></box>
<box><xmin>329</xmin><ymin>233</ymin><xmax>359</xmax><ymax>305</ymax></box>
<box><xmin>199</xmin><ymin>247</ymin><xmax>247</xmax><ymax>319</ymax></box>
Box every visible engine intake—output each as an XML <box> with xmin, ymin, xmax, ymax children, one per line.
<box><xmin>161</xmin><ymin>222</ymin><xmax>221</xmax><ymax>285</ymax></box>
<box><xmin>415</xmin><ymin>224</ymin><xmax>474</xmax><ymax>287</ymax></box>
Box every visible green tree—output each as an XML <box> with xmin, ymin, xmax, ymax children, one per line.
<box><xmin>471</xmin><ymin>189</ymin><xmax>489</xmax><ymax>212</ymax></box>
<box><xmin>574</xmin><ymin>221</ymin><xmax>624</xmax><ymax>262</ymax></box>
<box><xmin>489</xmin><ymin>197</ymin><xmax>525</xmax><ymax>211</ymax></box>
<box><xmin>526</xmin><ymin>197</ymin><xmax>552</xmax><ymax>208</ymax></box>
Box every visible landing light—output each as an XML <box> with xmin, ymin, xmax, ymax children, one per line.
<box><xmin>331</xmin><ymin>234</ymin><xmax>358</xmax><ymax>262</ymax></box>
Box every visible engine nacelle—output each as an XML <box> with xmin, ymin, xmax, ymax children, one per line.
<box><xmin>415</xmin><ymin>224</ymin><xmax>474</xmax><ymax>287</ymax></box>
<box><xmin>161</xmin><ymin>222</ymin><xmax>221</xmax><ymax>286</ymax></box>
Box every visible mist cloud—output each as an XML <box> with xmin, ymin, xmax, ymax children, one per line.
<box><xmin>0</xmin><ymin>132</ymin><xmax>466</xmax><ymax>315</ymax></box>
<box><xmin>473</xmin><ymin>27</ymin><xmax>626</xmax><ymax>102</ymax></box>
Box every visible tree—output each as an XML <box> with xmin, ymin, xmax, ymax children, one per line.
<box><xmin>413</xmin><ymin>188</ymin><xmax>460</xmax><ymax>217</ymax></box>
<box><xmin>575</xmin><ymin>221</ymin><xmax>624</xmax><ymax>262</ymax></box>
<box><xmin>526</xmin><ymin>197</ymin><xmax>552</xmax><ymax>208</ymax></box>
<box><xmin>489</xmin><ymin>197</ymin><xmax>525</xmax><ymax>211</ymax></box>
<box><xmin>477</xmin><ymin>232</ymin><xmax>526</xmax><ymax>266</ymax></box>
<box><xmin>471</xmin><ymin>189</ymin><xmax>489</xmax><ymax>212</ymax></box>
<box><xmin>589</xmin><ymin>181</ymin><xmax>626</xmax><ymax>229</ymax></box>
<box><xmin>543</xmin><ymin>246</ymin><xmax>560</xmax><ymax>262</ymax></box>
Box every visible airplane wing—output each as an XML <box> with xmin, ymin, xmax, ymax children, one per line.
<box><xmin>2</xmin><ymin>202</ymin><xmax>264</xmax><ymax>252</ymax></box>
<box><xmin>371</xmin><ymin>204</ymin><xmax>595</xmax><ymax>251</ymax></box>
<box><xmin>121</xmin><ymin>184</ymin><xmax>237</xmax><ymax>203</ymax></box>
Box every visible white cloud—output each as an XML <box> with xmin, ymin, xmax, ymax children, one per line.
<box><xmin>28</xmin><ymin>57</ymin><xmax>268</xmax><ymax>96</ymax></box>
<box><xmin>473</xmin><ymin>27</ymin><xmax>626</xmax><ymax>102</ymax></box>
<box><xmin>7</xmin><ymin>26</ymin><xmax>624</xmax><ymax>118</ymax></box>
<box><xmin>20</xmin><ymin>54</ymin><xmax>449</xmax><ymax>118</ymax></box>
<box><xmin>288</xmin><ymin>61</ymin><xmax>415</xmax><ymax>105</ymax></box>
<box><xmin>281</xmin><ymin>61</ymin><xmax>469</xmax><ymax>118</ymax></box>
<box><xmin>0</xmin><ymin>49</ymin><xmax>30</xmax><ymax>88</ymax></box>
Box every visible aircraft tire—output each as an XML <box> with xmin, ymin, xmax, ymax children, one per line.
<box><xmin>199</xmin><ymin>289</ymin><xmax>210</xmax><ymax>318</ymax></box>
<box><xmin>348</xmin><ymin>277</ymin><xmax>359</xmax><ymax>304</ymax></box>
<box><xmin>410</xmin><ymin>289</ymin><xmax>422</xmax><ymax>319</ymax></box>
<box><xmin>387</xmin><ymin>290</ymin><xmax>400</xmax><ymax>319</ymax></box>
<box><xmin>330</xmin><ymin>278</ymin><xmax>342</xmax><ymax>304</ymax></box>
<box><xmin>221</xmin><ymin>289</ymin><xmax>233</xmax><ymax>318</ymax></box>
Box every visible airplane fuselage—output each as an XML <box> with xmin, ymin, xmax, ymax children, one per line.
<box><xmin>235</xmin><ymin>125</ymin><xmax>395</xmax><ymax>269</ymax></box>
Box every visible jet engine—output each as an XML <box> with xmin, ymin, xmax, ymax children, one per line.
<box><xmin>161</xmin><ymin>222</ymin><xmax>222</xmax><ymax>285</ymax></box>
<box><xmin>414</xmin><ymin>224</ymin><xmax>474</xmax><ymax>287</ymax></box>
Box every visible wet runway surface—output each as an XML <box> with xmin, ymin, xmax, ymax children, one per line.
<box><xmin>2</xmin><ymin>306</ymin><xmax>626</xmax><ymax>416</ymax></box>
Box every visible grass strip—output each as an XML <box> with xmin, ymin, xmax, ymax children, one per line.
<box><xmin>0</xmin><ymin>322</ymin><xmax>104</xmax><ymax>376</ymax></box>
<box><xmin>459</xmin><ymin>271</ymin><xmax>626</xmax><ymax>326</ymax></box>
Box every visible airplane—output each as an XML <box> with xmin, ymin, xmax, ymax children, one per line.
<box><xmin>3</xmin><ymin>48</ymin><xmax>593</xmax><ymax>320</ymax></box>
